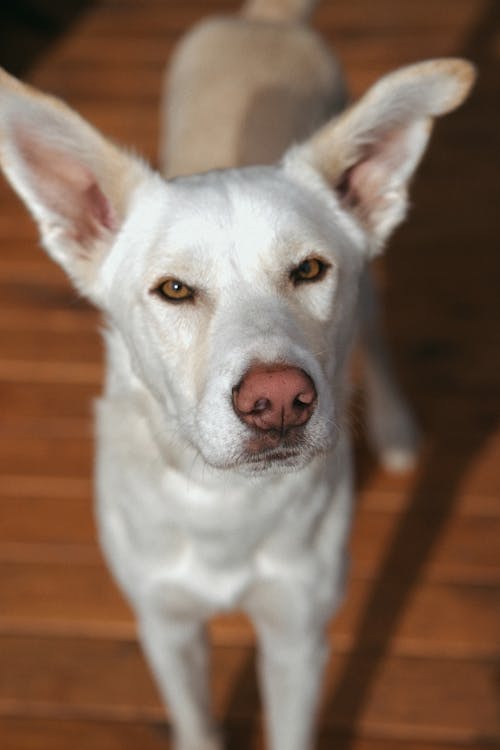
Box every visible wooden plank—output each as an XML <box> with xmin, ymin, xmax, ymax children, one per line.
<box><xmin>0</xmin><ymin>634</ymin><xmax>497</xmax><ymax>742</ymax></box>
<box><xmin>0</xmin><ymin>494</ymin><xmax>95</xmax><ymax>547</ymax></box>
<box><xmin>0</xmin><ymin>716</ymin><xmax>173</xmax><ymax>750</ymax></box>
<box><xmin>314</xmin><ymin>0</ymin><xmax>485</xmax><ymax>30</ymax></box>
<box><xmin>0</xmin><ymin>281</ymin><xmax>88</xmax><ymax>312</ymax></box>
<box><xmin>31</xmin><ymin>67</ymin><xmax>165</xmax><ymax>103</ymax></box>
<box><xmin>0</xmin><ymin>474</ymin><xmax>91</xmax><ymax>500</ymax></box>
<box><xmin>0</xmin><ymin>211</ymin><xmax>39</xmax><ymax>242</ymax></box>
<box><xmin>0</xmin><ymin>308</ymin><xmax>99</xmax><ymax>333</ymax></box>
<box><xmin>0</xmin><ymin>330</ymin><xmax>101</xmax><ymax>363</ymax></box>
<box><xmin>0</xmin><ymin>715</ymin><xmax>495</xmax><ymax>750</ymax></box>
<box><xmin>358</xmin><ymin>489</ymin><xmax>500</xmax><ymax>518</ymax></box>
<box><xmin>1</xmin><ymin>560</ymin><xmax>499</xmax><ymax>659</ymax></box>
<box><xmin>351</xmin><ymin>511</ymin><xmax>500</xmax><ymax>584</ymax></box>
<box><xmin>0</xmin><ymin>416</ymin><xmax>92</xmax><ymax>439</ymax></box>
<box><xmin>0</xmin><ymin>382</ymin><xmax>98</xmax><ymax>418</ymax></box>
<box><xmin>0</xmin><ymin>360</ymin><xmax>102</xmax><ymax>385</ymax></box>
<box><xmin>0</xmin><ymin>436</ymin><xmax>93</xmax><ymax>477</ymax></box>
<box><xmin>0</xmin><ymin>257</ymin><xmax>68</xmax><ymax>282</ymax></box>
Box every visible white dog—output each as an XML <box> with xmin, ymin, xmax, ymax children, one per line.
<box><xmin>0</xmin><ymin>1</ymin><xmax>474</xmax><ymax>748</ymax></box>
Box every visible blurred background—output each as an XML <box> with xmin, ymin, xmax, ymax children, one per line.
<box><xmin>0</xmin><ymin>1</ymin><xmax>95</xmax><ymax>75</ymax></box>
<box><xmin>0</xmin><ymin>1</ymin><xmax>498</xmax><ymax>749</ymax></box>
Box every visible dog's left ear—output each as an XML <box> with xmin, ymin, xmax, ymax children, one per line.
<box><xmin>286</xmin><ymin>59</ymin><xmax>476</xmax><ymax>255</ymax></box>
<box><xmin>0</xmin><ymin>68</ymin><xmax>148</xmax><ymax>299</ymax></box>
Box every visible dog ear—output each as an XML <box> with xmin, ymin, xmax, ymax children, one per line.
<box><xmin>286</xmin><ymin>59</ymin><xmax>475</xmax><ymax>255</ymax></box>
<box><xmin>0</xmin><ymin>68</ymin><xmax>148</xmax><ymax>298</ymax></box>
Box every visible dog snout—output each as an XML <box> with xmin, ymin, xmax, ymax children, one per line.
<box><xmin>232</xmin><ymin>364</ymin><xmax>317</xmax><ymax>435</ymax></box>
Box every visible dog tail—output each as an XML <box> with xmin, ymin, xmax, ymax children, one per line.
<box><xmin>241</xmin><ymin>0</ymin><xmax>319</xmax><ymax>23</ymax></box>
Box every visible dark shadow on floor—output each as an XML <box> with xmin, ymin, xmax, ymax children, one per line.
<box><xmin>0</xmin><ymin>0</ymin><xmax>94</xmax><ymax>75</ymax></box>
<box><xmin>321</xmin><ymin>0</ymin><xmax>500</xmax><ymax>744</ymax></box>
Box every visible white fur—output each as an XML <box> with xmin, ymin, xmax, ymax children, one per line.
<box><xmin>0</xmin><ymin>10</ymin><xmax>475</xmax><ymax>750</ymax></box>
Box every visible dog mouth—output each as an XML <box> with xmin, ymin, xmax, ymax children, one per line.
<box><xmin>237</xmin><ymin>449</ymin><xmax>304</xmax><ymax>474</ymax></box>
<box><xmin>245</xmin><ymin>447</ymin><xmax>301</xmax><ymax>465</ymax></box>
<box><xmin>198</xmin><ymin>430</ymin><xmax>332</xmax><ymax>476</ymax></box>
<box><xmin>232</xmin><ymin>417</ymin><xmax>338</xmax><ymax>474</ymax></box>
<box><xmin>234</xmin><ymin>435</ymin><xmax>323</xmax><ymax>474</ymax></box>
<box><xmin>244</xmin><ymin>425</ymin><xmax>304</xmax><ymax>453</ymax></box>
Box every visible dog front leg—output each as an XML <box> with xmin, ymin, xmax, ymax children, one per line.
<box><xmin>247</xmin><ymin>583</ymin><xmax>329</xmax><ymax>750</ymax></box>
<box><xmin>259</xmin><ymin>628</ymin><xmax>328</xmax><ymax>750</ymax></box>
<box><xmin>138</xmin><ymin>612</ymin><xmax>221</xmax><ymax>750</ymax></box>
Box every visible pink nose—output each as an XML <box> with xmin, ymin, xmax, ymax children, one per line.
<box><xmin>232</xmin><ymin>364</ymin><xmax>317</xmax><ymax>434</ymax></box>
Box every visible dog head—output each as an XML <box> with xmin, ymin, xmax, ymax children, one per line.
<box><xmin>0</xmin><ymin>61</ymin><xmax>474</xmax><ymax>475</ymax></box>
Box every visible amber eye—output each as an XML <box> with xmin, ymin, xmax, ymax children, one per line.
<box><xmin>290</xmin><ymin>257</ymin><xmax>328</xmax><ymax>285</ymax></box>
<box><xmin>156</xmin><ymin>278</ymin><xmax>194</xmax><ymax>302</ymax></box>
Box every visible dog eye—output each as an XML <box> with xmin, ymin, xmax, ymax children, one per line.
<box><xmin>156</xmin><ymin>278</ymin><xmax>195</xmax><ymax>302</ymax></box>
<box><xmin>290</xmin><ymin>257</ymin><xmax>329</xmax><ymax>285</ymax></box>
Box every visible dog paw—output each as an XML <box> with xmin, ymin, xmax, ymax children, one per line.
<box><xmin>379</xmin><ymin>444</ymin><xmax>419</xmax><ymax>473</ymax></box>
<box><xmin>369</xmin><ymin>398</ymin><xmax>421</xmax><ymax>474</ymax></box>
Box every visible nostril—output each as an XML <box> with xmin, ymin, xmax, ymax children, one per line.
<box><xmin>294</xmin><ymin>390</ymin><xmax>316</xmax><ymax>408</ymax></box>
<box><xmin>252</xmin><ymin>397</ymin><xmax>271</xmax><ymax>414</ymax></box>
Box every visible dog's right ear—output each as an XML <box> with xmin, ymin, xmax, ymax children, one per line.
<box><xmin>0</xmin><ymin>69</ymin><xmax>148</xmax><ymax>300</ymax></box>
<box><xmin>285</xmin><ymin>59</ymin><xmax>476</xmax><ymax>256</ymax></box>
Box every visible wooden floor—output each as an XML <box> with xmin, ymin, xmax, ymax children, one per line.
<box><xmin>0</xmin><ymin>1</ymin><xmax>499</xmax><ymax>748</ymax></box>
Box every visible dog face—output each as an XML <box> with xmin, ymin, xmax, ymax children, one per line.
<box><xmin>96</xmin><ymin>165</ymin><xmax>364</xmax><ymax>473</ymax></box>
<box><xmin>0</xmin><ymin>61</ymin><xmax>474</xmax><ymax>474</ymax></box>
